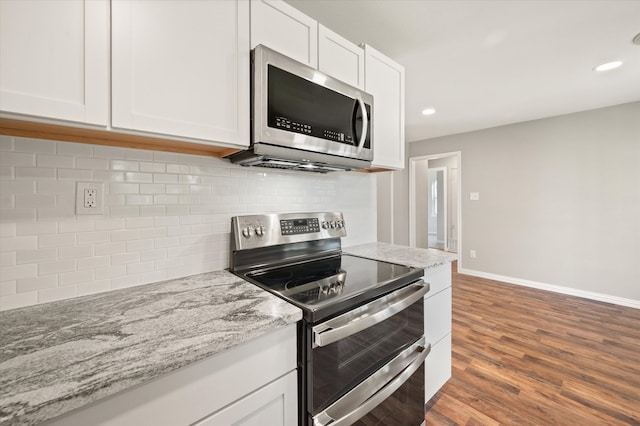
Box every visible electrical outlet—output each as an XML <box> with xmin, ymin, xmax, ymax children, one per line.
<box><xmin>76</xmin><ymin>182</ymin><xmax>104</xmax><ymax>215</ymax></box>
<box><xmin>470</xmin><ymin>250</ymin><xmax>477</xmax><ymax>259</ymax></box>
<box><xmin>84</xmin><ymin>189</ymin><xmax>97</xmax><ymax>208</ymax></box>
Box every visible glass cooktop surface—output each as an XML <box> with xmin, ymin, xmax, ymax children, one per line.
<box><xmin>243</xmin><ymin>254</ymin><xmax>422</xmax><ymax>322</ymax></box>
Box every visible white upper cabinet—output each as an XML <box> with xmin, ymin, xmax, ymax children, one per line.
<box><xmin>112</xmin><ymin>0</ymin><xmax>250</xmax><ymax>147</ymax></box>
<box><xmin>0</xmin><ymin>0</ymin><xmax>109</xmax><ymax>126</ymax></box>
<box><xmin>318</xmin><ymin>25</ymin><xmax>365</xmax><ymax>89</ymax></box>
<box><xmin>251</xmin><ymin>0</ymin><xmax>318</xmax><ymax>68</ymax></box>
<box><xmin>364</xmin><ymin>44</ymin><xmax>406</xmax><ymax>170</ymax></box>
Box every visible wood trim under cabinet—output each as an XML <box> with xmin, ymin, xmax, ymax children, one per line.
<box><xmin>0</xmin><ymin>118</ymin><xmax>242</xmax><ymax>158</ymax></box>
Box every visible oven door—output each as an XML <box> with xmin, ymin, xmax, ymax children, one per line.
<box><xmin>303</xmin><ymin>282</ymin><xmax>430</xmax><ymax>425</ymax></box>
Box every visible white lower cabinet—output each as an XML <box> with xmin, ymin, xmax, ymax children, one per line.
<box><xmin>46</xmin><ymin>324</ymin><xmax>297</xmax><ymax>426</ymax></box>
<box><xmin>423</xmin><ymin>263</ymin><xmax>453</xmax><ymax>402</ymax></box>
<box><xmin>194</xmin><ymin>370</ymin><xmax>297</xmax><ymax>426</ymax></box>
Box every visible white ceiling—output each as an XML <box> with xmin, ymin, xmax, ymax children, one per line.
<box><xmin>285</xmin><ymin>0</ymin><xmax>640</xmax><ymax>142</ymax></box>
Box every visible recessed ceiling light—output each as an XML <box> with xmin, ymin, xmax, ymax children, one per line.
<box><xmin>593</xmin><ymin>61</ymin><xmax>623</xmax><ymax>72</ymax></box>
<box><xmin>421</xmin><ymin>108</ymin><xmax>436</xmax><ymax>116</ymax></box>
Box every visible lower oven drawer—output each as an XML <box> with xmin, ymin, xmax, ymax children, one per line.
<box><xmin>303</xmin><ymin>282</ymin><xmax>429</xmax><ymax>425</ymax></box>
<box><xmin>313</xmin><ymin>336</ymin><xmax>430</xmax><ymax>426</ymax></box>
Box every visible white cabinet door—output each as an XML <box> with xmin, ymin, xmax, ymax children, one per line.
<box><xmin>112</xmin><ymin>0</ymin><xmax>250</xmax><ymax>147</ymax></box>
<box><xmin>425</xmin><ymin>287</ymin><xmax>452</xmax><ymax>345</ymax></box>
<box><xmin>250</xmin><ymin>0</ymin><xmax>318</xmax><ymax>67</ymax></box>
<box><xmin>364</xmin><ymin>44</ymin><xmax>405</xmax><ymax>170</ymax></box>
<box><xmin>318</xmin><ymin>25</ymin><xmax>364</xmax><ymax>89</ymax></box>
<box><xmin>425</xmin><ymin>333</ymin><xmax>452</xmax><ymax>402</ymax></box>
<box><xmin>194</xmin><ymin>370</ymin><xmax>297</xmax><ymax>426</ymax></box>
<box><xmin>0</xmin><ymin>0</ymin><xmax>108</xmax><ymax>125</ymax></box>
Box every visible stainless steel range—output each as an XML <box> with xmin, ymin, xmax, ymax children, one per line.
<box><xmin>230</xmin><ymin>212</ymin><xmax>431</xmax><ymax>425</ymax></box>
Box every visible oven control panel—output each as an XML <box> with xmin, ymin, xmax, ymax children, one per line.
<box><xmin>231</xmin><ymin>212</ymin><xmax>346</xmax><ymax>251</ymax></box>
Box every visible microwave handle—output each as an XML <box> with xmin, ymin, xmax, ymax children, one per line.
<box><xmin>355</xmin><ymin>93</ymin><xmax>368</xmax><ymax>152</ymax></box>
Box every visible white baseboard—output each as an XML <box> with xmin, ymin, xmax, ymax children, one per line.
<box><xmin>458</xmin><ymin>268</ymin><xmax>640</xmax><ymax>310</ymax></box>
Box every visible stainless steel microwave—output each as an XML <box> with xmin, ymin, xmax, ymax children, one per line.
<box><xmin>228</xmin><ymin>45</ymin><xmax>374</xmax><ymax>173</ymax></box>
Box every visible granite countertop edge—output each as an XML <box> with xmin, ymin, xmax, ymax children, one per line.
<box><xmin>0</xmin><ymin>270</ymin><xmax>302</xmax><ymax>426</ymax></box>
<box><xmin>344</xmin><ymin>242</ymin><xmax>458</xmax><ymax>270</ymax></box>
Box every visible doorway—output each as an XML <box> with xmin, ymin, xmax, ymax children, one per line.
<box><xmin>409</xmin><ymin>152</ymin><xmax>461</xmax><ymax>253</ymax></box>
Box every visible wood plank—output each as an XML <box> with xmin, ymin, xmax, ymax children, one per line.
<box><xmin>426</xmin><ymin>262</ymin><xmax>640</xmax><ymax>425</ymax></box>
<box><xmin>0</xmin><ymin>118</ymin><xmax>241</xmax><ymax>158</ymax></box>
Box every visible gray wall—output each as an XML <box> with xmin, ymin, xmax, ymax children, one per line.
<box><xmin>399</xmin><ymin>101</ymin><xmax>640</xmax><ymax>302</ymax></box>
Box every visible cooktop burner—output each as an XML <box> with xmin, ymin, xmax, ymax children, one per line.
<box><xmin>243</xmin><ymin>254</ymin><xmax>420</xmax><ymax>322</ymax></box>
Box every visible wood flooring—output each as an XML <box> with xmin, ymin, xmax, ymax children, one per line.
<box><xmin>425</xmin><ymin>264</ymin><xmax>640</xmax><ymax>425</ymax></box>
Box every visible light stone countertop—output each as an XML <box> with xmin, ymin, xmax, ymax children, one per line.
<box><xmin>344</xmin><ymin>242</ymin><xmax>457</xmax><ymax>270</ymax></box>
<box><xmin>0</xmin><ymin>270</ymin><xmax>302</xmax><ymax>426</ymax></box>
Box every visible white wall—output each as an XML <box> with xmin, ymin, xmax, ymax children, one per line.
<box><xmin>405</xmin><ymin>102</ymin><xmax>640</xmax><ymax>305</ymax></box>
<box><xmin>0</xmin><ymin>136</ymin><xmax>377</xmax><ymax>311</ymax></box>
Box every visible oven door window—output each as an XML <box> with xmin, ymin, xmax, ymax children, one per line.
<box><xmin>307</xmin><ymin>298</ymin><xmax>424</xmax><ymax>415</ymax></box>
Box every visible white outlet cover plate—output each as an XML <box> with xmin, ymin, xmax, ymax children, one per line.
<box><xmin>470</xmin><ymin>192</ymin><xmax>480</xmax><ymax>201</ymax></box>
<box><xmin>76</xmin><ymin>182</ymin><xmax>104</xmax><ymax>215</ymax></box>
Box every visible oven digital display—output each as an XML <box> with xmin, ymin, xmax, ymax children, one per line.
<box><xmin>280</xmin><ymin>218</ymin><xmax>320</xmax><ymax>235</ymax></box>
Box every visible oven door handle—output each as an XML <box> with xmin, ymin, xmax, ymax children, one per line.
<box><xmin>312</xmin><ymin>280</ymin><xmax>429</xmax><ymax>348</ymax></box>
<box><xmin>313</xmin><ymin>336</ymin><xmax>431</xmax><ymax>426</ymax></box>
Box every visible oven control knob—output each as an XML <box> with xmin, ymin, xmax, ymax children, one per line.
<box><xmin>255</xmin><ymin>225</ymin><xmax>265</xmax><ymax>237</ymax></box>
<box><xmin>330</xmin><ymin>221</ymin><xmax>336</xmax><ymax>228</ymax></box>
<box><xmin>241</xmin><ymin>226</ymin><xmax>254</xmax><ymax>238</ymax></box>
<box><xmin>321</xmin><ymin>221</ymin><xmax>329</xmax><ymax>229</ymax></box>
<box><xmin>336</xmin><ymin>220</ymin><xmax>344</xmax><ymax>229</ymax></box>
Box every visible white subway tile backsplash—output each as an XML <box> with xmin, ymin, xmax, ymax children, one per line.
<box><xmin>110</xmin><ymin>206</ymin><xmax>140</xmax><ymax>217</ymax></box>
<box><xmin>125</xmin><ymin>172</ymin><xmax>153</xmax><ymax>183</ymax></box>
<box><xmin>0</xmin><ymin>252</ymin><xmax>16</xmax><ymax>267</ymax></box>
<box><xmin>59</xmin><ymin>270</ymin><xmax>94</xmax><ymax>286</ymax></box>
<box><xmin>57</xmin><ymin>141</ymin><xmax>93</xmax><ymax>157</ymax></box>
<box><xmin>1</xmin><ymin>136</ymin><xmax>376</xmax><ymax>310</ymax></box>
<box><xmin>94</xmin><ymin>265</ymin><xmax>126</xmax><ymax>280</ymax></box>
<box><xmin>141</xmin><ymin>162</ymin><xmax>166</xmax><ymax>173</ymax></box>
<box><xmin>57</xmin><ymin>168</ymin><xmax>92</xmax><ymax>180</ymax></box>
<box><xmin>0</xmin><ymin>208</ymin><xmax>37</xmax><ymax>222</ymax></box>
<box><xmin>37</xmin><ymin>154</ymin><xmax>74</xmax><ymax>168</ymax></box>
<box><xmin>1</xmin><ymin>180</ymin><xmax>36</xmax><ymax>194</ymax></box>
<box><xmin>77</xmin><ymin>280</ymin><xmax>110</xmax><ymax>296</ymax></box>
<box><xmin>125</xmin><ymin>194</ymin><xmax>153</xmax><ymax>205</ymax></box>
<box><xmin>94</xmin><ymin>218</ymin><xmax>126</xmax><ymax>231</ymax></box>
<box><xmin>126</xmin><ymin>217</ymin><xmax>154</xmax><ymax>229</ymax></box>
<box><xmin>76</xmin><ymin>157</ymin><xmax>109</xmax><ymax>170</ymax></box>
<box><xmin>111</xmin><ymin>160</ymin><xmax>139</xmax><ymax>171</ymax></box>
<box><xmin>94</xmin><ymin>242</ymin><xmax>127</xmax><ymax>256</ymax></box>
<box><xmin>59</xmin><ymin>220</ymin><xmax>94</xmax><ymax>234</ymax></box>
<box><xmin>15</xmin><ymin>194</ymin><xmax>56</xmax><ymax>209</ymax></box>
<box><xmin>1</xmin><ymin>152</ymin><xmax>35</xmax><ymax>167</ymax></box>
<box><xmin>0</xmin><ymin>280</ymin><xmax>16</xmax><ymax>296</ymax></box>
<box><xmin>38</xmin><ymin>259</ymin><xmax>76</xmax><ymax>275</ymax></box>
<box><xmin>15</xmin><ymin>167</ymin><xmax>56</xmax><ymax>179</ymax></box>
<box><xmin>59</xmin><ymin>245</ymin><xmax>94</xmax><ymax>259</ymax></box>
<box><xmin>38</xmin><ymin>285</ymin><xmax>77</xmax><ymax>304</ymax></box>
<box><xmin>77</xmin><ymin>256</ymin><xmax>110</xmax><ymax>270</ymax></box>
<box><xmin>0</xmin><ymin>291</ymin><xmax>38</xmax><ymax>310</ymax></box>
<box><xmin>16</xmin><ymin>275</ymin><xmax>58</xmax><ymax>292</ymax></box>
<box><xmin>16</xmin><ymin>248</ymin><xmax>57</xmax><ymax>264</ymax></box>
<box><xmin>13</xmin><ymin>138</ymin><xmax>56</xmax><ymax>153</ymax></box>
<box><xmin>0</xmin><ymin>222</ymin><xmax>17</xmax><ymax>240</ymax></box>
<box><xmin>1</xmin><ymin>236</ymin><xmax>37</xmax><ymax>252</ymax></box>
<box><xmin>77</xmin><ymin>231</ymin><xmax>111</xmax><ymax>245</ymax></box>
<box><xmin>126</xmin><ymin>239</ymin><xmax>154</xmax><ymax>252</ymax></box>
<box><xmin>111</xmin><ymin>252</ymin><xmax>140</xmax><ymax>265</ymax></box>
<box><xmin>1</xmin><ymin>264</ymin><xmax>38</xmax><ymax>280</ymax></box>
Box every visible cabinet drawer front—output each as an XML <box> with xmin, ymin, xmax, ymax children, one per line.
<box><xmin>424</xmin><ymin>263</ymin><xmax>452</xmax><ymax>295</ymax></box>
<box><xmin>425</xmin><ymin>287</ymin><xmax>452</xmax><ymax>345</ymax></box>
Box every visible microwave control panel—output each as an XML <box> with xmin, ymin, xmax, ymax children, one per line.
<box><xmin>273</xmin><ymin>117</ymin><xmax>354</xmax><ymax>144</ymax></box>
